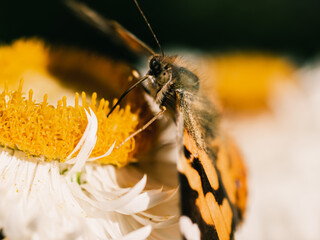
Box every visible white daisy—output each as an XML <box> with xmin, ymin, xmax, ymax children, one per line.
<box><xmin>0</xmin><ymin>38</ymin><xmax>182</xmax><ymax>240</ymax></box>
<box><xmin>0</xmin><ymin>103</ymin><xmax>179</xmax><ymax>240</ymax></box>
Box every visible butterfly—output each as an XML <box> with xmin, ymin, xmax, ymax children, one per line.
<box><xmin>66</xmin><ymin>1</ymin><xmax>247</xmax><ymax>239</ymax></box>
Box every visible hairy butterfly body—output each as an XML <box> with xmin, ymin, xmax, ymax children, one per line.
<box><xmin>67</xmin><ymin>1</ymin><xmax>247</xmax><ymax>239</ymax></box>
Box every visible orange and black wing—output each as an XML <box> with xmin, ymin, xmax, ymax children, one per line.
<box><xmin>177</xmin><ymin>92</ymin><xmax>247</xmax><ymax>240</ymax></box>
<box><xmin>212</xmin><ymin>134</ymin><xmax>247</xmax><ymax>223</ymax></box>
<box><xmin>65</xmin><ymin>0</ymin><xmax>155</xmax><ymax>57</ymax></box>
<box><xmin>178</xmin><ymin>130</ymin><xmax>247</xmax><ymax>240</ymax></box>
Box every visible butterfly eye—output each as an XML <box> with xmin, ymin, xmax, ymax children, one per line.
<box><xmin>149</xmin><ymin>57</ymin><xmax>162</xmax><ymax>76</ymax></box>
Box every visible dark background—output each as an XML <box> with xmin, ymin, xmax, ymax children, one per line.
<box><xmin>0</xmin><ymin>0</ymin><xmax>320</xmax><ymax>61</ymax></box>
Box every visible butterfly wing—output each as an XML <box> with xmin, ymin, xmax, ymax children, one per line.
<box><xmin>65</xmin><ymin>0</ymin><xmax>155</xmax><ymax>57</ymax></box>
<box><xmin>177</xmin><ymin>91</ymin><xmax>247</xmax><ymax>240</ymax></box>
<box><xmin>212</xmin><ymin>134</ymin><xmax>247</xmax><ymax>223</ymax></box>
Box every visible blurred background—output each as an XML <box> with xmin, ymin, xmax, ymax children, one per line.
<box><xmin>1</xmin><ymin>0</ymin><xmax>320</xmax><ymax>60</ymax></box>
<box><xmin>1</xmin><ymin>1</ymin><xmax>320</xmax><ymax>240</ymax></box>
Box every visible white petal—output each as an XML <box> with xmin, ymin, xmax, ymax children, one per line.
<box><xmin>179</xmin><ymin>216</ymin><xmax>201</xmax><ymax>240</ymax></box>
<box><xmin>81</xmin><ymin>175</ymin><xmax>147</xmax><ymax>212</ymax></box>
<box><xmin>87</xmin><ymin>141</ymin><xmax>115</xmax><ymax>161</ymax></box>
<box><xmin>118</xmin><ymin>188</ymin><xmax>177</xmax><ymax>214</ymax></box>
<box><xmin>66</xmin><ymin>109</ymin><xmax>93</xmax><ymax>163</ymax></box>
<box><xmin>120</xmin><ymin>225</ymin><xmax>152</xmax><ymax>240</ymax></box>
<box><xmin>68</xmin><ymin>108</ymin><xmax>98</xmax><ymax>175</ymax></box>
<box><xmin>132</xmin><ymin>214</ymin><xmax>178</xmax><ymax>228</ymax></box>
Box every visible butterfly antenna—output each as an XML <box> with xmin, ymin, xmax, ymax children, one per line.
<box><xmin>133</xmin><ymin>0</ymin><xmax>164</xmax><ymax>57</ymax></box>
<box><xmin>107</xmin><ymin>75</ymin><xmax>149</xmax><ymax>117</ymax></box>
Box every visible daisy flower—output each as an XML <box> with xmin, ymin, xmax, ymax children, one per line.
<box><xmin>0</xmin><ymin>39</ymin><xmax>180</xmax><ymax>240</ymax></box>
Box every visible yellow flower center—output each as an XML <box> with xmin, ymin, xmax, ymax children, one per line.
<box><xmin>0</xmin><ymin>80</ymin><xmax>138</xmax><ymax>166</ymax></box>
<box><xmin>207</xmin><ymin>53</ymin><xmax>296</xmax><ymax>111</ymax></box>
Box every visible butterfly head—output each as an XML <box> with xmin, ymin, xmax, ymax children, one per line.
<box><xmin>149</xmin><ymin>56</ymin><xmax>163</xmax><ymax>76</ymax></box>
<box><xmin>145</xmin><ymin>55</ymin><xmax>175</xmax><ymax>98</ymax></box>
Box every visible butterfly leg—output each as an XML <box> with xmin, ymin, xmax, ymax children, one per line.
<box><xmin>115</xmin><ymin>106</ymin><xmax>166</xmax><ymax>149</ymax></box>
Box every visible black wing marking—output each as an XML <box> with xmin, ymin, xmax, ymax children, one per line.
<box><xmin>65</xmin><ymin>0</ymin><xmax>155</xmax><ymax>56</ymax></box>
<box><xmin>176</xmin><ymin>91</ymin><xmax>243</xmax><ymax>240</ymax></box>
